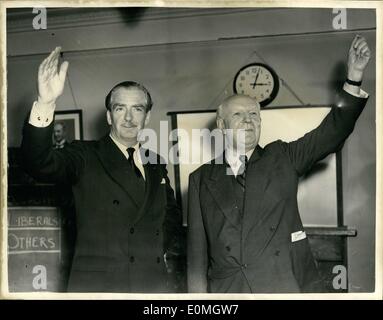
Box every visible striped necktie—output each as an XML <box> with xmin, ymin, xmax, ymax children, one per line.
<box><xmin>236</xmin><ymin>155</ymin><xmax>248</xmax><ymax>192</ymax></box>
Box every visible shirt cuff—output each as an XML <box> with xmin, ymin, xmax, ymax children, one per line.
<box><xmin>343</xmin><ymin>82</ymin><xmax>369</xmax><ymax>99</ymax></box>
<box><xmin>28</xmin><ymin>101</ymin><xmax>55</xmax><ymax>127</ymax></box>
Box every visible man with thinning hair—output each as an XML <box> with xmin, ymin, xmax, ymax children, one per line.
<box><xmin>187</xmin><ymin>35</ymin><xmax>371</xmax><ymax>293</ymax></box>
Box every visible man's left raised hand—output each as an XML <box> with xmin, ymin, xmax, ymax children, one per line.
<box><xmin>347</xmin><ymin>35</ymin><xmax>371</xmax><ymax>82</ymax></box>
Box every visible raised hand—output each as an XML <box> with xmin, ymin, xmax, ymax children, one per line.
<box><xmin>37</xmin><ymin>47</ymin><xmax>69</xmax><ymax>105</ymax></box>
<box><xmin>347</xmin><ymin>35</ymin><xmax>371</xmax><ymax>82</ymax></box>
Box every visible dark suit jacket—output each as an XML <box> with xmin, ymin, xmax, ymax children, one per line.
<box><xmin>187</xmin><ymin>90</ymin><xmax>368</xmax><ymax>293</ymax></box>
<box><xmin>21</xmin><ymin>122</ymin><xmax>183</xmax><ymax>293</ymax></box>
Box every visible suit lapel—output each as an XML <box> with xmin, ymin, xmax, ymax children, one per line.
<box><xmin>133</xmin><ymin>149</ymin><xmax>162</xmax><ymax>225</ymax></box>
<box><xmin>205</xmin><ymin>157</ymin><xmax>242</xmax><ymax>229</ymax></box>
<box><xmin>242</xmin><ymin>145</ymin><xmax>265</xmax><ymax>230</ymax></box>
<box><xmin>242</xmin><ymin>146</ymin><xmax>284</xmax><ymax>257</ymax></box>
<box><xmin>96</xmin><ymin>135</ymin><xmax>141</xmax><ymax>208</ymax></box>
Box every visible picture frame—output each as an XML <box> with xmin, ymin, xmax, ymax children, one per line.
<box><xmin>53</xmin><ymin>110</ymin><xmax>83</xmax><ymax>144</ymax></box>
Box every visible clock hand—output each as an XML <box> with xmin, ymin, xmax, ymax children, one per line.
<box><xmin>250</xmin><ymin>70</ymin><xmax>260</xmax><ymax>89</ymax></box>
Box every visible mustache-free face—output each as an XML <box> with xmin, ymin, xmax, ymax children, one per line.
<box><xmin>217</xmin><ymin>95</ymin><xmax>261</xmax><ymax>152</ymax></box>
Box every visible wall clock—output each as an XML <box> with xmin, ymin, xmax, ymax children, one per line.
<box><xmin>233</xmin><ymin>63</ymin><xmax>279</xmax><ymax>107</ymax></box>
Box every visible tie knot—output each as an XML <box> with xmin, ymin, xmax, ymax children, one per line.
<box><xmin>127</xmin><ymin>147</ymin><xmax>135</xmax><ymax>159</ymax></box>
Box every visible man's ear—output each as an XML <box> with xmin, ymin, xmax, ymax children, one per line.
<box><xmin>144</xmin><ymin>110</ymin><xmax>151</xmax><ymax>126</ymax></box>
<box><xmin>216</xmin><ymin>116</ymin><xmax>225</xmax><ymax>131</ymax></box>
<box><xmin>106</xmin><ymin>110</ymin><xmax>112</xmax><ymax>126</ymax></box>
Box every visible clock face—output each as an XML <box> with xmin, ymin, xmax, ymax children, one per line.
<box><xmin>233</xmin><ymin>63</ymin><xmax>279</xmax><ymax>107</ymax></box>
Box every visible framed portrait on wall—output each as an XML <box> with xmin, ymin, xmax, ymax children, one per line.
<box><xmin>53</xmin><ymin>110</ymin><xmax>83</xmax><ymax>148</ymax></box>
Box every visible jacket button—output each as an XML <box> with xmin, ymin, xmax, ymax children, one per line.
<box><xmin>225</xmin><ymin>246</ymin><xmax>231</xmax><ymax>252</ymax></box>
<box><xmin>241</xmin><ymin>264</ymin><xmax>247</xmax><ymax>269</ymax></box>
<box><xmin>130</xmin><ymin>227</ymin><xmax>134</xmax><ymax>234</ymax></box>
<box><xmin>113</xmin><ymin>199</ymin><xmax>119</xmax><ymax>205</ymax></box>
<box><xmin>130</xmin><ymin>256</ymin><xmax>135</xmax><ymax>263</ymax></box>
<box><xmin>275</xmin><ymin>250</ymin><xmax>280</xmax><ymax>256</ymax></box>
<box><xmin>157</xmin><ymin>257</ymin><xmax>161</xmax><ymax>263</ymax></box>
<box><xmin>156</xmin><ymin>229</ymin><xmax>160</xmax><ymax>236</ymax></box>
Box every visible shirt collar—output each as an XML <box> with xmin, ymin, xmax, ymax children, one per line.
<box><xmin>225</xmin><ymin>146</ymin><xmax>254</xmax><ymax>176</ymax></box>
<box><xmin>54</xmin><ymin>139</ymin><xmax>66</xmax><ymax>149</ymax></box>
<box><xmin>55</xmin><ymin>139</ymin><xmax>66</xmax><ymax>146</ymax></box>
<box><xmin>109</xmin><ymin>134</ymin><xmax>140</xmax><ymax>160</ymax></box>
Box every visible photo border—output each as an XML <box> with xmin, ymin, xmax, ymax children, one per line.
<box><xmin>0</xmin><ymin>0</ymin><xmax>381</xmax><ymax>301</ymax></box>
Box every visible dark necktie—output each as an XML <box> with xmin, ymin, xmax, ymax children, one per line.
<box><xmin>236</xmin><ymin>155</ymin><xmax>248</xmax><ymax>192</ymax></box>
<box><xmin>127</xmin><ymin>147</ymin><xmax>143</xmax><ymax>179</ymax></box>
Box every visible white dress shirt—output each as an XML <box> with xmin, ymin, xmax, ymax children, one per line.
<box><xmin>53</xmin><ymin>139</ymin><xmax>67</xmax><ymax>149</ymax></box>
<box><xmin>225</xmin><ymin>146</ymin><xmax>254</xmax><ymax>177</ymax></box>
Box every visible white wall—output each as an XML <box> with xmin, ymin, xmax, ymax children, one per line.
<box><xmin>6</xmin><ymin>7</ymin><xmax>376</xmax><ymax>292</ymax></box>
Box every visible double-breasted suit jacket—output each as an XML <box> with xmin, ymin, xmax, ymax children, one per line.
<box><xmin>21</xmin><ymin>122</ymin><xmax>183</xmax><ymax>293</ymax></box>
<box><xmin>187</xmin><ymin>90</ymin><xmax>368</xmax><ymax>293</ymax></box>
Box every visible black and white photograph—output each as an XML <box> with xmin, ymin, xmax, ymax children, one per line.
<box><xmin>1</xmin><ymin>1</ymin><xmax>381</xmax><ymax>299</ymax></box>
<box><xmin>53</xmin><ymin>110</ymin><xmax>83</xmax><ymax>149</ymax></box>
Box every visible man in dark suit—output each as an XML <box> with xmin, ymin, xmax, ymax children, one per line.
<box><xmin>52</xmin><ymin>121</ymin><xmax>69</xmax><ymax>149</ymax></box>
<box><xmin>21</xmin><ymin>47</ymin><xmax>183</xmax><ymax>293</ymax></box>
<box><xmin>187</xmin><ymin>35</ymin><xmax>371</xmax><ymax>293</ymax></box>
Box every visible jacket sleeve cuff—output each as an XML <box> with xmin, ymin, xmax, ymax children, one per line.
<box><xmin>343</xmin><ymin>82</ymin><xmax>369</xmax><ymax>100</ymax></box>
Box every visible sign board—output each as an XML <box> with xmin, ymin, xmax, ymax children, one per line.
<box><xmin>8</xmin><ymin>207</ymin><xmax>66</xmax><ymax>292</ymax></box>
